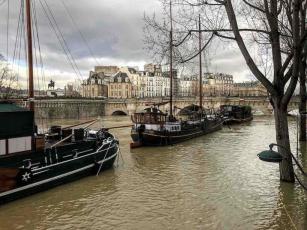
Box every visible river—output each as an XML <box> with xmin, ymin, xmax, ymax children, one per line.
<box><xmin>0</xmin><ymin>116</ymin><xmax>306</xmax><ymax>230</ymax></box>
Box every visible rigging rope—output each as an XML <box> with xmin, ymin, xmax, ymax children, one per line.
<box><xmin>41</xmin><ymin>0</ymin><xmax>83</xmax><ymax>81</ymax></box>
<box><xmin>6</xmin><ymin>0</ymin><xmax>9</xmax><ymax>60</ymax></box>
<box><xmin>38</xmin><ymin>0</ymin><xmax>83</xmax><ymax>83</ymax></box>
<box><xmin>61</xmin><ymin>0</ymin><xmax>101</xmax><ymax>66</ymax></box>
<box><xmin>33</xmin><ymin>0</ymin><xmax>47</xmax><ymax>92</ymax></box>
<box><xmin>179</xmin><ymin>32</ymin><xmax>214</xmax><ymax>63</ymax></box>
<box><xmin>31</xmin><ymin>7</ymin><xmax>40</xmax><ymax>96</ymax></box>
<box><xmin>12</xmin><ymin>2</ymin><xmax>23</xmax><ymax>67</ymax></box>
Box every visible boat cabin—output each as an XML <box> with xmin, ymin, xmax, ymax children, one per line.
<box><xmin>220</xmin><ymin>105</ymin><xmax>252</xmax><ymax>119</ymax></box>
<box><xmin>131</xmin><ymin>107</ymin><xmax>167</xmax><ymax>125</ymax></box>
<box><xmin>0</xmin><ymin>102</ymin><xmax>35</xmax><ymax>156</ymax></box>
<box><xmin>131</xmin><ymin>107</ymin><xmax>181</xmax><ymax>132</ymax></box>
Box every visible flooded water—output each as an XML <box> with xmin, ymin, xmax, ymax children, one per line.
<box><xmin>0</xmin><ymin>116</ymin><xmax>306</xmax><ymax>230</ymax></box>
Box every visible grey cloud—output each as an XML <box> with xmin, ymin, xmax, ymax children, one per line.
<box><xmin>0</xmin><ymin>0</ymin><xmax>251</xmax><ymax>88</ymax></box>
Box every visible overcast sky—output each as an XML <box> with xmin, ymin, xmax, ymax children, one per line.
<box><xmin>0</xmin><ymin>0</ymin><xmax>251</xmax><ymax>89</ymax></box>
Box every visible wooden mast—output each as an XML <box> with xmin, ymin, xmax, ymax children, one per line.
<box><xmin>169</xmin><ymin>0</ymin><xmax>173</xmax><ymax>117</ymax></box>
<box><xmin>25</xmin><ymin>0</ymin><xmax>34</xmax><ymax>112</ymax></box>
<box><xmin>198</xmin><ymin>14</ymin><xmax>202</xmax><ymax>109</ymax></box>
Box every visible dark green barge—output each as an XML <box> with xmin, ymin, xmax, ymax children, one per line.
<box><xmin>0</xmin><ymin>102</ymin><xmax>119</xmax><ymax>205</ymax></box>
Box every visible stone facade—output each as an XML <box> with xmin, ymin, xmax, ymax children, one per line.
<box><xmin>81</xmin><ymin>65</ymin><xmax>267</xmax><ymax>100</ymax></box>
<box><xmin>120</xmin><ymin>67</ymin><xmax>145</xmax><ymax>98</ymax></box>
<box><xmin>108</xmin><ymin>72</ymin><xmax>132</xmax><ymax>98</ymax></box>
<box><xmin>179</xmin><ymin>76</ymin><xmax>198</xmax><ymax>97</ymax></box>
<box><xmin>81</xmin><ymin>71</ymin><xmax>109</xmax><ymax>98</ymax></box>
<box><xmin>233</xmin><ymin>81</ymin><xmax>267</xmax><ymax>97</ymax></box>
<box><xmin>162</xmin><ymin>70</ymin><xmax>179</xmax><ymax>97</ymax></box>
<box><xmin>203</xmin><ymin>73</ymin><xmax>234</xmax><ymax>96</ymax></box>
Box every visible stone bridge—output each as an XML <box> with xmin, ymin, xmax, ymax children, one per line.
<box><xmin>104</xmin><ymin>96</ymin><xmax>299</xmax><ymax>116</ymax></box>
<box><xmin>25</xmin><ymin>97</ymin><xmax>299</xmax><ymax>119</ymax></box>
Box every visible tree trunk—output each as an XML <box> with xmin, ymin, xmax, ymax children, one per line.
<box><xmin>299</xmin><ymin>4</ymin><xmax>306</xmax><ymax>142</ymax></box>
<box><xmin>299</xmin><ymin>62</ymin><xmax>306</xmax><ymax>141</ymax></box>
<box><xmin>273</xmin><ymin>99</ymin><xmax>295</xmax><ymax>182</ymax></box>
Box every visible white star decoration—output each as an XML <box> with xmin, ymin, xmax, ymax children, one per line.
<box><xmin>22</xmin><ymin>172</ymin><xmax>31</xmax><ymax>182</ymax></box>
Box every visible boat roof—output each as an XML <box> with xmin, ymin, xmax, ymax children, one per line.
<box><xmin>0</xmin><ymin>102</ymin><xmax>34</xmax><ymax>139</ymax></box>
<box><xmin>133</xmin><ymin>107</ymin><xmax>166</xmax><ymax>115</ymax></box>
<box><xmin>0</xmin><ymin>102</ymin><xmax>28</xmax><ymax>112</ymax></box>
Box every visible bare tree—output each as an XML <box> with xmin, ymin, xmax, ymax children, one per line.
<box><xmin>299</xmin><ymin>5</ymin><xmax>306</xmax><ymax>141</ymax></box>
<box><xmin>0</xmin><ymin>55</ymin><xmax>19</xmax><ymax>98</ymax></box>
<box><xmin>144</xmin><ymin>0</ymin><xmax>307</xmax><ymax>182</ymax></box>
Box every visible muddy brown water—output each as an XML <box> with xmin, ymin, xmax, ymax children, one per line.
<box><xmin>0</xmin><ymin>116</ymin><xmax>306</xmax><ymax>230</ymax></box>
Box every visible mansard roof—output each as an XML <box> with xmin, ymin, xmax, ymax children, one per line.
<box><xmin>111</xmin><ymin>72</ymin><xmax>131</xmax><ymax>83</ymax></box>
<box><xmin>128</xmin><ymin>67</ymin><xmax>138</xmax><ymax>74</ymax></box>
<box><xmin>82</xmin><ymin>71</ymin><xmax>110</xmax><ymax>85</ymax></box>
<box><xmin>233</xmin><ymin>81</ymin><xmax>261</xmax><ymax>88</ymax></box>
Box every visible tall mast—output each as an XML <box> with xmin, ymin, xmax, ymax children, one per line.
<box><xmin>198</xmin><ymin>14</ymin><xmax>202</xmax><ymax>109</ymax></box>
<box><xmin>169</xmin><ymin>0</ymin><xmax>173</xmax><ymax>117</ymax></box>
<box><xmin>26</xmin><ymin>0</ymin><xmax>34</xmax><ymax>111</ymax></box>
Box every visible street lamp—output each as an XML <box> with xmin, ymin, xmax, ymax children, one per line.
<box><xmin>257</xmin><ymin>143</ymin><xmax>307</xmax><ymax>190</ymax></box>
<box><xmin>257</xmin><ymin>143</ymin><xmax>283</xmax><ymax>163</ymax></box>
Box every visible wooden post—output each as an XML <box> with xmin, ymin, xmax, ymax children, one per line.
<box><xmin>169</xmin><ymin>0</ymin><xmax>173</xmax><ymax>117</ymax></box>
<box><xmin>26</xmin><ymin>0</ymin><xmax>34</xmax><ymax>112</ymax></box>
<box><xmin>199</xmin><ymin>14</ymin><xmax>203</xmax><ymax>109</ymax></box>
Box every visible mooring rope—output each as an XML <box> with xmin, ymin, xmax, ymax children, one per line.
<box><xmin>281</xmin><ymin>202</ymin><xmax>297</xmax><ymax>230</ymax></box>
<box><xmin>96</xmin><ymin>139</ymin><xmax>113</xmax><ymax>176</ymax></box>
<box><xmin>294</xmin><ymin>173</ymin><xmax>307</xmax><ymax>191</ymax></box>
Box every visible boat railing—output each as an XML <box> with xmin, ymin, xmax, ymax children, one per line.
<box><xmin>96</xmin><ymin>137</ymin><xmax>114</xmax><ymax>152</ymax></box>
<box><xmin>132</xmin><ymin>112</ymin><xmax>167</xmax><ymax>125</ymax></box>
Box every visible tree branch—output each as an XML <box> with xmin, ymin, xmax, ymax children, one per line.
<box><xmin>180</xmin><ymin>33</ymin><xmax>215</xmax><ymax>63</ymax></box>
<box><xmin>224</xmin><ymin>0</ymin><xmax>276</xmax><ymax>95</ymax></box>
<box><xmin>214</xmin><ymin>31</ymin><xmax>236</xmax><ymax>40</ymax></box>
<box><xmin>242</xmin><ymin>0</ymin><xmax>265</xmax><ymax>13</ymax></box>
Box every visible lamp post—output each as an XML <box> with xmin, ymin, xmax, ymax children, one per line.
<box><xmin>258</xmin><ymin>143</ymin><xmax>306</xmax><ymax>177</ymax></box>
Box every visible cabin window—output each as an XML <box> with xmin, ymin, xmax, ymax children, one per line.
<box><xmin>8</xmin><ymin>136</ymin><xmax>31</xmax><ymax>154</ymax></box>
<box><xmin>0</xmin><ymin>140</ymin><xmax>5</xmax><ymax>155</ymax></box>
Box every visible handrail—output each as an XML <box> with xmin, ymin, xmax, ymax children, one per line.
<box><xmin>62</xmin><ymin>119</ymin><xmax>97</xmax><ymax>130</ymax></box>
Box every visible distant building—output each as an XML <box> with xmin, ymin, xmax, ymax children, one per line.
<box><xmin>162</xmin><ymin>69</ymin><xmax>179</xmax><ymax>97</ymax></box>
<box><xmin>108</xmin><ymin>72</ymin><xmax>132</xmax><ymax>98</ymax></box>
<box><xmin>144</xmin><ymin>63</ymin><xmax>162</xmax><ymax>73</ymax></box>
<box><xmin>120</xmin><ymin>67</ymin><xmax>145</xmax><ymax>98</ymax></box>
<box><xmin>81</xmin><ymin>71</ymin><xmax>109</xmax><ymax>98</ymax></box>
<box><xmin>203</xmin><ymin>73</ymin><xmax>234</xmax><ymax>96</ymax></box>
<box><xmin>233</xmin><ymin>81</ymin><xmax>267</xmax><ymax>97</ymax></box>
<box><xmin>46</xmin><ymin>88</ymin><xmax>65</xmax><ymax>97</ymax></box>
<box><xmin>179</xmin><ymin>76</ymin><xmax>198</xmax><ymax>97</ymax></box>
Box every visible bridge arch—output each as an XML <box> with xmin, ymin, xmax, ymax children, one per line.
<box><xmin>111</xmin><ymin>110</ymin><xmax>128</xmax><ymax>116</ymax></box>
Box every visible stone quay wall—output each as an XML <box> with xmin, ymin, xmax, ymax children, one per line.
<box><xmin>31</xmin><ymin>99</ymin><xmax>105</xmax><ymax>119</ymax></box>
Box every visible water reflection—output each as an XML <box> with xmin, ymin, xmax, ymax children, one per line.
<box><xmin>0</xmin><ymin>116</ymin><xmax>305</xmax><ymax>230</ymax></box>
